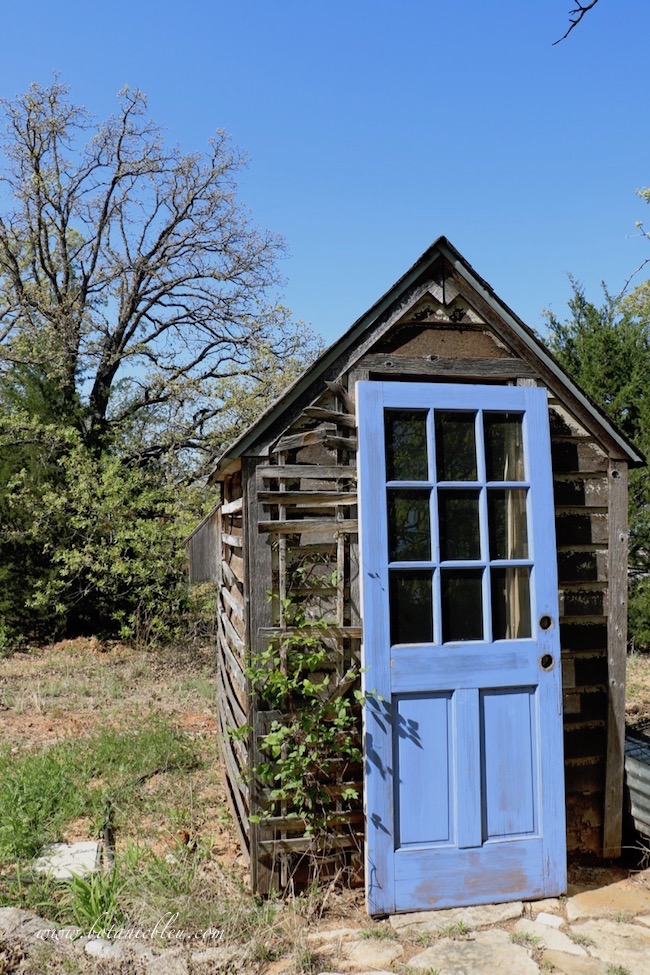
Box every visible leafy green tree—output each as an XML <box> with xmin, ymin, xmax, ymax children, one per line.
<box><xmin>545</xmin><ymin>279</ymin><xmax>650</xmax><ymax>648</ymax></box>
<box><xmin>0</xmin><ymin>80</ymin><xmax>321</xmax><ymax>646</ymax></box>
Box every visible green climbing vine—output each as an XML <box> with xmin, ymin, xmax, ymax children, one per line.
<box><xmin>245</xmin><ymin>599</ymin><xmax>364</xmax><ymax>836</ymax></box>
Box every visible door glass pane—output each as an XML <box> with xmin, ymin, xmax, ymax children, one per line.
<box><xmin>488</xmin><ymin>489</ymin><xmax>529</xmax><ymax>559</ymax></box>
<box><xmin>441</xmin><ymin>570</ymin><xmax>483</xmax><ymax>642</ymax></box>
<box><xmin>389</xmin><ymin>571</ymin><xmax>433</xmax><ymax>644</ymax></box>
<box><xmin>439</xmin><ymin>490</ymin><xmax>481</xmax><ymax>560</ymax></box>
<box><xmin>385</xmin><ymin>410</ymin><xmax>428</xmax><ymax>481</ymax></box>
<box><xmin>484</xmin><ymin>412</ymin><xmax>525</xmax><ymax>481</ymax></box>
<box><xmin>435</xmin><ymin>411</ymin><xmax>477</xmax><ymax>481</ymax></box>
<box><xmin>388</xmin><ymin>490</ymin><xmax>432</xmax><ymax>561</ymax></box>
<box><xmin>491</xmin><ymin>567</ymin><xmax>531</xmax><ymax>639</ymax></box>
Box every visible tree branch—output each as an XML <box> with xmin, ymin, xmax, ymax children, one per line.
<box><xmin>554</xmin><ymin>1</ymin><xmax>601</xmax><ymax>45</ymax></box>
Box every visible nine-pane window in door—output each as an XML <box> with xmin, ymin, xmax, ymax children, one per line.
<box><xmin>385</xmin><ymin>408</ymin><xmax>532</xmax><ymax>645</ymax></box>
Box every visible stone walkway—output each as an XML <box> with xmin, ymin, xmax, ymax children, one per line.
<box><xmin>1</xmin><ymin>871</ymin><xmax>649</xmax><ymax>974</ymax></box>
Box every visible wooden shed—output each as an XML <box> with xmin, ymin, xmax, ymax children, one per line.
<box><xmin>189</xmin><ymin>237</ymin><xmax>643</xmax><ymax>915</ymax></box>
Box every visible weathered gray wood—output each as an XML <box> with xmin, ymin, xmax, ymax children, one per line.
<box><xmin>451</xmin><ymin>271</ymin><xmax>632</xmax><ymax>460</ymax></box>
<box><xmin>221</xmin><ymin>609</ymin><xmax>245</xmax><ymax>653</ymax></box>
<box><xmin>258</xmin><ymin>519</ymin><xmax>359</xmax><ymax>535</ymax></box>
<box><xmin>603</xmin><ymin>460</ymin><xmax>628</xmax><ymax>857</ymax></box>
<box><xmin>217</xmin><ymin>617</ymin><xmax>246</xmax><ymax>693</ymax></box>
<box><xmin>361</xmin><ymin>352</ymin><xmax>533</xmax><ymax>378</ymax></box>
<box><xmin>221</xmin><ymin>531</ymin><xmax>243</xmax><ymax>549</ymax></box>
<box><xmin>273</xmin><ymin>425</ymin><xmax>336</xmax><ymax>452</ymax></box>
<box><xmin>221</xmin><ymin>497</ymin><xmax>244</xmax><ymax>515</ymax></box>
<box><xmin>257</xmin><ymin>464</ymin><xmax>355</xmax><ymax>480</ymax></box>
<box><xmin>220</xmin><ymin>583</ymin><xmax>244</xmax><ymax>620</ymax></box>
<box><xmin>258</xmin><ymin>834</ymin><xmax>363</xmax><ymax>853</ymax></box>
<box><xmin>303</xmin><ymin>407</ymin><xmax>356</xmax><ymax>428</ymax></box>
<box><xmin>259</xmin><ymin>626</ymin><xmax>362</xmax><ymax>639</ymax></box>
<box><xmin>325</xmin><ymin>380</ymin><xmax>356</xmax><ymax>415</ymax></box>
<box><xmin>243</xmin><ymin>456</ymin><xmax>275</xmax><ymax>894</ymax></box>
<box><xmin>221</xmin><ymin>557</ymin><xmax>239</xmax><ymax>590</ymax></box>
<box><xmin>258</xmin><ymin>491</ymin><xmax>357</xmax><ymax>506</ymax></box>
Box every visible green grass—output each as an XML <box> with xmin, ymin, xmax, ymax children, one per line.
<box><xmin>0</xmin><ymin>716</ymin><xmax>199</xmax><ymax>863</ymax></box>
<box><xmin>510</xmin><ymin>931</ymin><xmax>542</xmax><ymax>947</ymax></box>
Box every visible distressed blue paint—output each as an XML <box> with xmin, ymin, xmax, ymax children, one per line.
<box><xmin>481</xmin><ymin>688</ymin><xmax>536</xmax><ymax>839</ymax></box>
<box><xmin>394</xmin><ymin>694</ymin><xmax>452</xmax><ymax>846</ymax></box>
<box><xmin>358</xmin><ymin>381</ymin><xmax>566</xmax><ymax>916</ymax></box>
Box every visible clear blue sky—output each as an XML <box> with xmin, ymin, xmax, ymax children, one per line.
<box><xmin>1</xmin><ymin>1</ymin><xmax>648</xmax><ymax>344</ymax></box>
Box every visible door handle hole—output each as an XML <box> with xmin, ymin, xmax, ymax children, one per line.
<box><xmin>540</xmin><ymin>653</ymin><xmax>554</xmax><ymax>671</ymax></box>
<box><xmin>539</xmin><ymin>615</ymin><xmax>553</xmax><ymax>631</ymax></box>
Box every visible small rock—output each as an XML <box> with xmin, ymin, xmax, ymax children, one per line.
<box><xmin>633</xmin><ymin>914</ymin><xmax>650</xmax><ymax>927</ymax></box>
<box><xmin>389</xmin><ymin>900</ymin><xmax>523</xmax><ymax>933</ymax></box>
<box><xmin>536</xmin><ymin>910</ymin><xmax>564</xmax><ymax>928</ymax></box>
<box><xmin>84</xmin><ymin>938</ymin><xmax>127</xmax><ymax>961</ymax></box>
<box><xmin>515</xmin><ymin>918</ymin><xmax>586</xmax><ymax>955</ymax></box>
<box><xmin>409</xmin><ymin>928</ymin><xmax>539</xmax><ymax>974</ymax></box>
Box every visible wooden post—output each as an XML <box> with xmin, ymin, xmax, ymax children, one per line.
<box><xmin>603</xmin><ymin>459</ymin><xmax>628</xmax><ymax>858</ymax></box>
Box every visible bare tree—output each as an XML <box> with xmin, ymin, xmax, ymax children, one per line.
<box><xmin>554</xmin><ymin>1</ymin><xmax>601</xmax><ymax>45</ymax></box>
<box><xmin>0</xmin><ymin>80</ymin><xmax>318</xmax><ymax>469</ymax></box>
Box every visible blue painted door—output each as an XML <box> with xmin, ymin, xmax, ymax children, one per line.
<box><xmin>357</xmin><ymin>381</ymin><xmax>566</xmax><ymax>915</ymax></box>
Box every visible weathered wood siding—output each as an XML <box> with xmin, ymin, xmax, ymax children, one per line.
<box><xmin>213</xmin><ymin>469</ymin><xmax>251</xmax><ymax>862</ymax></box>
<box><xmin>249</xmin><ymin>382</ymin><xmax>363</xmax><ymax>888</ymax></box>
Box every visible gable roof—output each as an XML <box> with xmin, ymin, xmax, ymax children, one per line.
<box><xmin>209</xmin><ymin>236</ymin><xmax>643</xmax><ymax>480</ymax></box>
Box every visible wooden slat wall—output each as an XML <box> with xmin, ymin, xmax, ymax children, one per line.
<box><xmin>213</xmin><ymin>468</ymin><xmax>251</xmax><ymax>862</ymax></box>
<box><xmin>249</xmin><ymin>382</ymin><xmax>364</xmax><ymax>887</ymax></box>
<box><xmin>550</xmin><ymin>401</ymin><xmax>615</xmax><ymax>857</ymax></box>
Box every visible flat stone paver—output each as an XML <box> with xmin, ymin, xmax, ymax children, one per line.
<box><xmin>566</xmin><ymin>875</ymin><xmax>650</xmax><ymax>921</ymax></box>
<box><xmin>542</xmin><ymin>950</ymin><xmax>609</xmax><ymax>975</ymax></box>
<box><xmin>389</xmin><ymin>900</ymin><xmax>523</xmax><ymax>933</ymax></box>
<box><xmin>408</xmin><ymin>928</ymin><xmax>539</xmax><ymax>974</ymax></box>
<box><xmin>529</xmin><ymin>897</ymin><xmax>563</xmax><ymax>916</ymax></box>
<box><xmin>514</xmin><ymin>918</ymin><xmax>586</xmax><ymax>956</ymax></box>
<box><xmin>34</xmin><ymin>841</ymin><xmax>100</xmax><ymax>879</ymax></box>
<box><xmin>340</xmin><ymin>939</ymin><xmax>404</xmax><ymax>969</ymax></box>
<box><xmin>569</xmin><ymin>918</ymin><xmax>650</xmax><ymax>975</ymax></box>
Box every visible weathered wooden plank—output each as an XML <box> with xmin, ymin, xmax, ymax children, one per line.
<box><xmin>217</xmin><ymin>655</ymin><xmax>247</xmax><ymax>728</ymax></box>
<box><xmin>222</xmin><ymin>532</ymin><xmax>243</xmax><ymax>549</ymax></box>
<box><xmin>226</xmin><ymin>551</ymin><xmax>245</xmax><ymax>582</ymax></box>
<box><xmin>553</xmin><ymin>475</ymin><xmax>609</xmax><ymax>508</ymax></box>
<box><xmin>603</xmin><ymin>460</ymin><xmax>628</xmax><ymax>858</ymax></box>
<box><xmin>221</xmin><ymin>583</ymin><xmax>244</xmax><ymax>620</ymax></box>
<box><xmin>258</xmin><ymin>834</ymin><xmax>363</xmax><ymax>853</ymax></box>
<box><xmin>551</xmin><ymin>440</ymin><xmax>608</xmax><ymax>473</ymax></box>
<box><xmin>221</xmin><ymin>558</ymin><xmax>239</xmax><ymax>590</ymax></box>
<box><xmin>217</xmin><ymin>617</ymin><xmax>246</xmax><ymax>694</ymax></box>
<box><xmin>273</xmin><ymin>425</ymin><xmax>336</xmax><ymax>452</ymax></box>
<box><xmin>258</xmin><ymin>491</ymin><xmax>357</xmax><ymax>506</ymax></box>
<box><xmin>557</xmin><ymin>550</ymin><xmax>608</xmax><ymax>583</ymax></box>
<box><xmin>221</xmin><ymin>497</ymin><xmax>244</xmax><ymax>515</ymax></box>
<box><xmin>555</xmin><ymin>512</ymin><xmax>608</xmax><ymax>546</ymax></box>
<box><xmin>361</xmin><ymin>353</ymin><xmax>533</xmax><ymax>378</ymax></box>
<box><xmin>258</xmin><ymin>519</ymin><xmax>359</xmax><ymax>535</ymax></box>
<box><xmin>325</xmin><ymin>380</ymin><xmax>356</xmax><ymax>415</ymax></box>
<box><xmin>259</xmin><ymin>626</ymin><xmax>362</xmax><ymax>639</ymax></box>
<box><xmin>303</xmin><ymin>407</ymin><xmax>356</xmax><ymax>428</ymax></box>
<box><xmin>257</xmin><ymin>811</ymin><xmax>364</xmax><ymax>831</ymax></box>
<box><xmin>257</xmin><ymin>464</ymin><xmax>355</xmax><ymax>480</ymax></box>
<box><xmin>222</xmin><ymin>602</ymin><xmax>245</xmax><ymax>653</ymax></box>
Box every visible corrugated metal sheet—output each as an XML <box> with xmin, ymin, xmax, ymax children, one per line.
<box><xmin>625</xmin><ymin>732</ymin><xmax>650</xmax><ymax>839</ymax></box>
